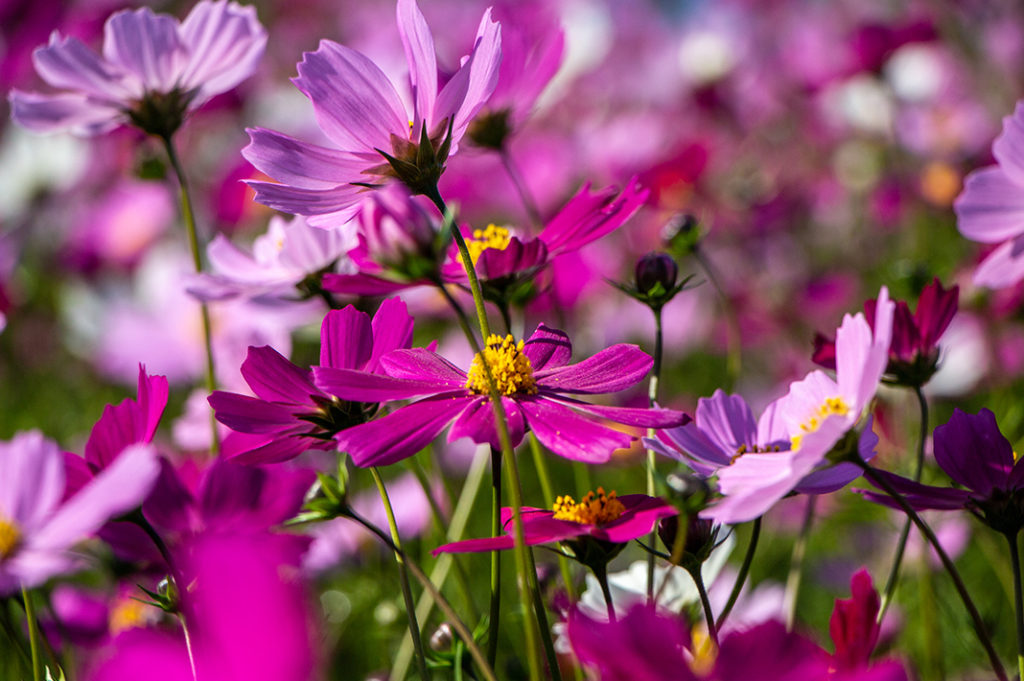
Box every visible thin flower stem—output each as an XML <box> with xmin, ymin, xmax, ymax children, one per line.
<box><xmin>179</xmin><ymin>612</ymin><xmax>198</xmax><ymax>681</ymax></box>
<box><xmin>878</xmin><ymin>385</ymin><xmax>930</xmax><ymax>623</ymax></box>
<box><xmin>500</xmin><ymin>148</ymin><xmax>543</xmax><ymax>230</ymax></box>
<box><xmin>526</xmin><ymin>548</ymin><xmax>564</xmax><ymax>681</ymax></box>
<box><xmin>371</xmin><ymin>467</ymin><xmax>432</xmax><ymax>681</ymax></box>
<box><xmin>160</xmin><ymin>133</ymin><xmax>219</xmax><ymax>454</ymax></box>
<box><xmin>0</xmin><ymin>601</ymin><xmax>32</xmax><ymax>670</ymax></box>
<box><xmin>487</xmin><ymin>446</ymin><xmax>503</xmax><ymax>669</ymax></box>
<box><xmin>20</xmin><ymin>586</ymin><xmax>41</xmax><ymax>681</ymax></box>
<box><xmin>692</xmin><ymin>244</ymin><xmax>740</xmax><ymax>391</ymax></box>
<box><xmin>529</xmin><ymin>433</ymin><xmax>577</xmax><ymax>601</ymax></box>
<box><xmin>427</xmin><ymin>185</ymin><xmax>544</xmax><ymax>681</ymax></box>
<box><xmin>856</xmin><ymin>459</ymin><xmax>1008</xmax><ymax>681</ymax></box>
<box><xmin>784</xmin><ymin>495</ymin><xmax>816</xmax><ymax>631</ymax></box>
<box><xmin>646</xmin><ymin>307</ymin><xmax>664</xmax><ymax>601</ymax></box>
<box><xmin>655</xmin><ymin>515</ymin><xmax>689</xmax><ymax>606</ymax></box>
<box><xmin>391</xmin><ymin>449</ymin><xmax>490</xmax><ymax>681</ymax></box>
<box><xmin>1007</xmin><ymin>531</ymin><xmax>1024</xmax><ymax>681</ymax></box>
<box><xmin>688</xmin><ymin>566</ymin><xmax>719</xmax><ymax>647</ymax></box>
<box><xmin>716</xmin><ymin>516</ymin><xmax>762</xmax><ymax>629</ymax></box>
<box><xmin>593</xmin><ymin>563</ymin><xmax>617</xmax><ymax>622</ymax></box>
<box><xmin>345</xmin><ymin>508</ymin><xmax>499</xmax><ymax>681</ymax></box>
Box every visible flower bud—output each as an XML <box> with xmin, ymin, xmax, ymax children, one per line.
<box><xmin>429</xmin><ymin>623</ymin><xmax>454</xmax><ymax>652</ymax></box>
<box><xmin>662</xmin><ymin>213</ymin><xmax>701</xmax><ymax>254</ymax></box>
<box><xmin>635</xmin><ymin>252</ymin><xmax>679</xmax><ymax>296</ymax></box>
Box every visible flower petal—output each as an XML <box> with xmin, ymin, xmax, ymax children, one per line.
<box><xmin>396</xmin><ymin>0</ymin><xmax>437</xmax><ymax>135</ymax></box>
<box><xmin>934</xmin><ymin>408</ymin><xmax>1014</xmax><ymax>496</ymax></box>
<box><xmin>240</xmin><ymin>346</ymin><xmax>317</xmax><ymax>404</ymax></box>
<box><xmin>177</xmin><ymin>0</ymin><xmax>266</xmax><ymax>103</ymax></box>
<box><xmin>102</xmin><ymin>8</ymin><xmax>185</xmax><ymax>92</ymax></box>
<box><xmin>245</xmin><ymin>179</ymin><xmax>364</xmax><ymax>223</ymax></box>
<box><xmin>8</xmin><ymin>90</ymin><xmax>124</xmax><ymax>135</ymax></box>
<box><xmin>208</xmin><ymin>392</ymin><xmax>302</xmax><ymax>433</ymax></box>
<box><xmin>448</xmin><ymin>396</ymin><xmax>525</xmax><ymax>450</ymax></box>
<box><xmin>32</xmin><ymin>34</ymin><xmax>132</xmax><ymax>100</ymax></box>
<box><xmin>320</xmin><ymin>306</ymin><xmax>373</xmax><ymax>371</ymax></box>
<box><xmin>536</xmin><ymin>344</ymin><xmax>651</xmax><ymax>394</ymax></box>
<box><xmin>0</xmin><ymin>432</ymin><xmax>64</xmax><ymax>531</ymax></box>
<box><xmin>974</xmin><ymin>234</ymin><xmax>1024</xmax><ymax>289</ymax></box>
<box><xmin>243</xmin><ymin>127</ymin><xmax>371</xmax><ymax>189</ymax></box>
<box><xmin>380</xmin><ymin>348</ymin><xmax>468</xmax><ymax>385</ymax></box>
<box><xmin>519</xmin><ymin>397</ymin><xmax>633</xmax><ymax>463</ymax></box>
<box><xmin>367</xmin><ymin>298</ymin><xmax>415</xmax><ymax>373</ymax></box>
<box><xmin>433</xmin><ymin>7</ymin><xmax>502</xmax><ymax>145</ymax></box>
<box><xmin>594</xmin><ymin>495</ymin><xmax>676</xmax><ymax>544</ymax></box>
<box><xmin>521</xmin><ymin>323</ymin><xmax>573</xmax><ymax>370</ymax></box>
<box><xmin>955</xmin><ymin>166</ymin><xmax>1024</xmax><ymax>244</ymax></box>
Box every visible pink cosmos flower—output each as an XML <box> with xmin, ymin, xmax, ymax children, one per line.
<box><xmin>0</xmin><ymin>431</ymin><xmax>160</xmax><ymax>594</ymax></box>
<box><xmin>9</xmin><ymin>1</ymin><xmax>266</xmax><ymax>137</ymax></box>
<box><xmin>314</xmin><ymin>324</ymin><xmax>688</xmax><ymax>467</ymax></box>
<box><xmin>955</xmin><ymin>101</ymin><xmax>1024</xmax><ymax>288</ymax></box>
<box><xmin>701</xmin><ymin>288</ymin><xmax>894</xmax><ymax>524</ymax></box>
<box><xmin>244</xmin><ymin>0</ymin><xmax>501</xmax><ymax>227</ymax></box>
<box><xmin>433</xmin><ymin>491</ymin><xmax>675</xmax><ymax>555</ymax></box>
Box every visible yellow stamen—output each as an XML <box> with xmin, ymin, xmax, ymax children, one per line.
<box><xmin>109</xmin><ymin>597</ymin><xmax>152</xmax><ymax>635</ymax></box>
<box><xmin>464</xmin><ymin>334</ymin><xmax>538</xmax><ymax>396</ymax></box>
<box><xmin>552</xmin><ymin>488</ymin><xmax>625</xmax><ymax>525</ymax></box>
<box><xmin>791</xmin><ymin>396</ymin><xmax>850</xmax><ymax>451</ymax></box>
<box><xmin>460</xmin><ymin>224</ymin><xmax>512</xmax><ymax>267</ymax></box>
<box><xmin>0</xmin><ymin>517</ymin><xmax>21</xmax><ymax>560</ymax></box>
<box><xmin>690</xmin><ymin>625</ymin><xmax>718</xmax><ymax>675</ymax></box>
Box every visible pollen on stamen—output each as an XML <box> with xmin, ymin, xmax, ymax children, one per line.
<box><xmin>459</xmin><ymin>224</ymin><xmax>512</xmax><ymax>267</ymax></box>
<box><xmin>464</xmin><ymin>334</ymin><xmax>538</xmax><ymax>396</ymax></box>
<box><xmin>552</xmin><ymin>488</ymin><xmax>625</xmax><ymax>525</ymax></box>
<box><xmin>791</xmin><ymin>396</ymin><xmax>850</xmax><ymax>450</ymax></box>
<box><xmin>0</xmin><ymin>517</ymin><xmax>21</xmax><ymax>560</ymax></box>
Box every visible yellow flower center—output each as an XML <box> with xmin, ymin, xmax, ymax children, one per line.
<box><xmin>460</xmin><ymin>224</ymin><xmax>512</xmax><ymax>267</ymax></box>
<box><xmin>109</xmin><ymin>597</ymin><xmax>152</xmax><ymax>635</ymax></box>
<box><xmin>690</xmin><ymin>625</ymin><xmax>718</xmax><ymax>676</ymax></box>
<box><xmin>464</xmin><ymin>334</ymin><xmax>538</xmax><ymax>396</ymax></box>
<box><xmin>552</xmin><ymin>488</ymin><xmax>625</xmax><ymax>525</ymax></box>
<box><xmin>791</xmin><ymin>396</ymin><xmax>850</xmax><ymax>451</ymax></box>
<box><xmin>0</xmin><ymin>517</ymin><xmax>21</xmax><ymax>560</ymax></box>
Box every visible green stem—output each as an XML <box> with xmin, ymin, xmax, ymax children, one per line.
<box><xmin>345</xmin><ymin>508</ymin><xmax>498</xmax><ymax>681</ymax></box>
<box><xmin>878</xmin><ymin>385</ymin><xmax>929</xmax><ymax>623</ymax></box>
<box><xmin>646</xmin><ymin>307</ymin><xmax>664</xmax><ymax>601</ymax></box>
<box><xmin>688</xmin><ymin>566</ymin><xmax>719</xmax><ymax>646</ymax></box>
<box><xmin>784</xmin><ymin>495</ymin><xmax>816</xmax><ymax>630</ymax></box>
<box><xmin>1008</xmin><ymin>531</ymin><xmax>1024</xmax><ymax>681</ymax></box>
<box><xmin>487</xmin><ymin>446</ymin><xmax>503</xmax><ymax>669</ymax></box>
<box><xmin>426</xmin><ymin>185</ymin><xmax>543</xmax><ymax>681</ymax></box>
<box><xmin>371</xmin><ymin>468</ymin><xmax>431</xmax><ymax>681</ymax></box>
<box><xmin>529</xmin><ymin>434</ymin><xmax>576</xmax><ymax>601</ymax></box>
<box><xmin>160</xmin><ymin>134</ymin><xmax>219</xmax><ymax>454</ymax></box>
<box><xmin>526</xmin><ymin>549</ymin><xmax>564</xmax><ymax>681</ymax></box>
<box><xmin>716</xmin><ymin>516</ymin><xmax>761</xmax><ymax>629</ymax></box>
<box><xmin>593</xmin><ymin>563</ymin><xmax>617</xmax><ymax>622</ymax></box>
<box><xmin>179</xmin><ymin>612</ymin><xmax>198</xmax><ymax>681</ymax></box>
<box><xmin>655</xmin><ymin>514</ymin><xmax>689</xmax><ymax>606</ymax></box>
<box><xmin>856</xmin><ymin>459</ymin><xmax>1007</xmax><ymax>681</ymax></box>
<box><xmin>500</xmin><ymin>148</ymin><xmax>542</xmax><ymax>230</ymax></box>
<box><xmin>692</xmin><ymin>244</ymin><xmax>740</xmax><ymax>391</ymax></box>
<box><xmin>20</xmin><ymin>587</ymin><xmax>41</xmax><ymax>681</ymax></box>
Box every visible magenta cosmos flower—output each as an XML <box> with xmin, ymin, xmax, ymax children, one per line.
<box><xmin>433</xmin><ymin>490</ymin><xmax>675</xmax><ymax>555</ymax></box>
<box><xmin>209</xmin><ymin>298</ymin><xmax>414</xmax><ymax>464</ymax></box>
<box><xmin>699</xmin><ymin>288</ymin><xmax>894</xmax><ymax>524</ymax></box>
<box><xmin>0</xmin><ymin>431</ymin><xmax>160</xmax><ymax>594</ymax></box>
<box><xmin>314</xmin><ymin>324</ymin><xmax>689</xmax><ymax>467</ymax></box>
<box><xmin>955</xmin><ymin>101</ymin><xmax>1024</xmax><ymax>288</ymax></box>
<box><xmin>244</xmin><ymin>0</ymin><xmax>501</xmax><ymax>227</ymax></box>
<box><xmin>9</xmin><ymin>1</ymin><xmax>266</xmax><ymax>137</ymax></box>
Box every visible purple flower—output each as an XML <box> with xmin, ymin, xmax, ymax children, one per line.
<box><xmin>954</xmin><ymin>101</ymin><xmax>1024</xmax><ymax>288</ymax></box>
<box><xmin>700</xmin><ymin>288</ymin><xmax>894</xmax><ymax>524</ymax></box>
<box><xmin>314</xmin><ymin>324</ymin><xmax>688</xmax><ymax>467</ymax></box>
<box><xmin>243</xmin><ymin>0</ymin><xmax>501</xmax><ymax>227</ymax></box>
<box><xmin>861</xmin><ymin>408</ymin><xmax>1024</xmax><ymax>535</ymax></box>
<box><xmin>209</xmin><ymin>298</ymin><xmax>414</xmax><ymax>464</ymax></box>
<box><xmin>9</xmin><ymin>1</ymin><xmax>266</xmax><ymax>137</ymax></box>
<box><xmin>433</xmin><ymin>491</ymin><xmax>675</xmax><ymax>555</ymax></box>
<box><xmin>0</xmin><ymin>431</ymin><xmax>160</xmax><ymax>594</ymax></box>
<box><xmin>813</xmin><ymin>279</ymin><xmax>959</xmax><ymax>386</ymax></box>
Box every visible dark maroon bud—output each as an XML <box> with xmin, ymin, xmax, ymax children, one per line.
<box><xmin>635</xmin><ymin>252</ymin><xmax>679</xmax><ymax>295</ymax></box>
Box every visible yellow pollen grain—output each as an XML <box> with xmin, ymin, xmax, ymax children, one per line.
<box><xmin>551</xmin><ymin>488</ymin><xmax>625</xmax><ymax>525</ymax></box>
<box><xmin>464</xmin><ymin>334</ymin><xmax>538</xmax><ymax>396</ymax></box>
<box><xmin>791</xmin><ymin>396</ymin><xmax>850</xmax><ymax>451</ymax></box>
<box><xmin>459</xmin><ymin>224</ymin><xmax>512</xmax><ymax>267</ymax></box>
<box><xmin>109</xmin><ymin>598</ymin><xmax>151</xmax><ymax>635</ymax></box>
<box><xmin>0</xmin><ymin>517</ymin><xmax>21</xmax><ymax>560</ymax></box>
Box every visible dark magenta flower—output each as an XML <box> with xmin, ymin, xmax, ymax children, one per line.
<box><xmin>10</xmin><ymin>1</ymin><xmax>266</xmax><ymax>137</ymax></box>
<box><xmin>831</xmin><ymin>570</ymin><xmax>882</xmax><ymax>672</ymax></box>
<box><xmin>861</xmin><ymin>408</ymin><xmax>1024</xmax><ymax>535</ymax></box>
<box><xmin>432</xmin><ymin>491</ymin><xmax>675</xmax><ymax>555</ymax></box>
<box><xmin>208</xmin><ymin>298</ymin><xmax>414</xmax><ymax>464</ymax></box>
<box><xmin>813</xmin><ymin>279</ymin><xmax>958</xmax><ymax>386</ymax></box>
<box><xmin>244</xmin><ymin>0</ymin><xmax>501</xmax><ymax>226</ymax></box>
<box><xmin>314</xmin><ymin>324</ymin><xmax>688</xmax><ymax>467</ymax></box>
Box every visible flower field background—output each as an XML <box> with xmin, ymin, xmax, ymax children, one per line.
<box><xmin>2</xmin><ymin>0</ymin><xmax>1024</xmax><ymax>679</ymax></box>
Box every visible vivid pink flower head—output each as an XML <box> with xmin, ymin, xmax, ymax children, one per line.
<box><xmin>0</xmin><ymin>431</ymin><xmax>160</xmax><ymax>594</ymax></box>
<box><xmin>244</xmin><ymin>0</ymin><xmax>501</xmax><ymax>227</ymax></box>
<box><xmin>702</xmin><ymin>288</ymin><xmax>894</xmax><ymax>524</ymax></box>
<box><xmin>10</xmin><ymin>1</ymin><xmax>266</xmax><ymax>137</ymax></box>
<box><xmin>955</xmin><ymin>100</ymin><xmax>1024</xmax><ymax>288</ymax></box>
<box><xmin>314</xmin><ymin>324</ymin><xmax>688</xmax><ymax>467</ymax></box>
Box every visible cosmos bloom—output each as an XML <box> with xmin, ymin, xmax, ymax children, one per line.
<box><xmin>314</xmin><ymin>324</ymin><xmax>688</xmax><ymax>467</ymax></box>
<box><xmin>433</xmin><ymin>490</ymin><xmax>675</xmax><ymax>555</ymax></box>
<box><xmin>0</xmin><ymin>431</ymin><xmax>160</xmax><ymax>594</ymax></box>
<box><xmin>209</xmin><ymin>298</ymin><xmax>414</xmax><ymax>464</ymax></box>
<box><xmin>9</xmin><ymin>1</ymin><xmax>266</xmax><ymax>137</ymax></box>
<box><xmin>860</xmin><ymin>408</ymin><xmax>1024</xmax><ymax>536</ymax></box>
<box><xmin>813</xmin><ymin>279</ymin><xmax>958</xmax><ymax>386</ymax></box>
<box><xmin>243</xmin><ymin>0</ymin><xmax>501</xmax><ymax>227</ymax></box>
<box><xmin>700</xmin><ymin>288</ymin><xmax>894</xmax><ymax>524</ymax></box>
<box><xmin>955</xmin><ymin>101</ymin><xmax>1024</xmax><ymax>288</ymax></box>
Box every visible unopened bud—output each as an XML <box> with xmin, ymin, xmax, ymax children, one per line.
<box><xmin>663</xmin><ymin>214</ymin><xmax>701</xmax><ymax>254</ymax></box>
<box><xmin>430</xmin><ymin>623</ymin><xmax>454</xmax><ymax>652</ymax></box>
<box><xmin>635</xmin><ymin>252</ymin><xmax>679</xmax><ymax>296</ymax></box>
